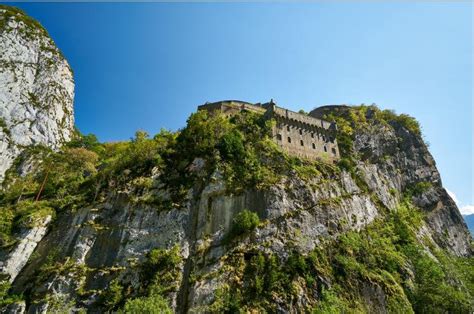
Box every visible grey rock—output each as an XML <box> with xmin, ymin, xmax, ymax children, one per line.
<box><xmin>0</xmin><ymin>7</ymin><xmax>74</xmax><ymax>182</ymax></box>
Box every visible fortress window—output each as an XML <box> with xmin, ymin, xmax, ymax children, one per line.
<box><xmin>324</xmin><ymin>146</ymin><xmax>327</xmax><ymax>152</ymax></box>
<box><xmin>300</xmin><ymin>140</ymin><xmax>304</xmax><ymax>146</ymax></box>
<box><xmin>311</xmin><ymin>132</ymin><xmax>314</xmax><ymax>138</ymax></box>
<box><xmin>312</xmin><ymin>143</ymin><xmax>316</xmax><ymax>149</ymax></box>
<box><xmin>277</xmin><ymin>134</ymin><xmax>282</xmax><ymax>141</ymax></box>
<box><xmin>299</xmin><ymin>129</ymin><xmax>303</xmax><ymax>135</ymax></box>
<box><xmin>332</xmin><ymin>148</ymin><xmax>337</xmax><ymax>155</ymax></box>
<box><xmin>288</xmin><ymin>137</ymin><xmax>292</xmax><ymax>143</ymax></box>
<box><xmin>287</xmin><ymin>126</ymin><xmax>291</xmax><ymax>131</ymax></box>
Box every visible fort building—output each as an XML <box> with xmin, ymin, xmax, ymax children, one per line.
<box><xmin>198</xmin><ymin>100</ymin><xmax>340</xmax><ymax>161</ymax></box>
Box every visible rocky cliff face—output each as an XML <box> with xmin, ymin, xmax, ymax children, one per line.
<box><xmin>0</xmin><ymin>6</ymin><xmax>472</xmax><ymax>314</ymax></box>
<box><xmin>1</xmin><ymin>105</ymin><xmax>471</xmax><ymax>313</ymax></box>
<box><xmin>0</xmin><ymin>5</ymin><xmax>75</xmax><ymax>182</ymax></box>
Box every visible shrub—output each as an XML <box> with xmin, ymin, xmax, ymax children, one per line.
<box><xmin>102</xmin><ymin>279</ymin><xmax>123</xmax><ymax>310</ymax></box>
<box><xmin>379</xmin><ymin>110</ymin><xmax>421</xmax><ymax>136</ymax></box>
<box><xmin>123</xmin><ymin>294</ymin><xmax>172</xmax><ymax>314</ymax></box>
<box><xmin>218</xmin><ymin>129</ymin><xmax>245</xmax><ymax>161</ymax></box>
<box><xmin>405</xmin><ymin>181</ymin><xmax>432</xmax><ymax>197</ymax></box>
<box><xmin>145</xmin><ymin>246</ymin><xmax>181</xmax><ymax>276</ymax></box>
<box><xmin>228</xmin><ymin>209</ymin><xmax>260</xmax><ymax>239</ymax></box>
<box><xmin>66</xmin><ymin>130</ymin><xmax>104</xmax><ymax>155</ymax></box>
<box><xmin>337</xmin><ymin>158</ymin><xmax>354</xmax><ymax>172</ymax></box>
<box><xmin>0</xmin><ymin>280</ymin><xmax>23</xmax><ymax>307</ymax></box>
<box><xmin>141</xmin><ymin>245</ymin><xmax>182</xmax><ymax>297</ymax></box>
<box><xmin>14</xmin><ymin>200</ymin><xmax>54</xmax><ymax>229</ymax></box>
<box><xmin>213</xmin><ymin>199</ymin><xmax>474</xmax><ymax>313</ymax></box>
<box><xmin>313</xmin><ymin>288</ymin><xmax>350</xmax><ymax>314</ymax></box>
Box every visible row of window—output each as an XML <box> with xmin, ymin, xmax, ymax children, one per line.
<box><xmin>284</xmin><ymin>125</ymin><xmax>333</xmax><ymax>142</ymax></box>
<box><xmin>276</xmin><ymin>134</ymin><xmax>337</xmax><ymax>155</ymax></box>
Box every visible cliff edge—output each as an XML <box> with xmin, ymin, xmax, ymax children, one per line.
<box><xmin>0</xmin><ymin>5</ymin><xmax>472</xmax><ymax>314</ymax></box>
<box><xmin>0</xmin><ymin>5</ymin><xmax>74</xmax><ymax>182</ymax></box>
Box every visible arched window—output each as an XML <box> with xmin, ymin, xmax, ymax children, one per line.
<box><xmin>300</xmin><ymin>140</ymin><xmax>304</xmax><ymax>146</ymax></box>
<box><xmin>324</xmin><ymin>146</ymin><xmax>327</xmax><ymax>152</ymax></box>
<box><xmin>288</xmin><ymin>137</ymin><xmax>292</xmax><ymax>143</ymax></box>
<box><xmin>277</xmin><ymin>134</ymin><xmax>282</xmax><ymax>141</ymax></box>
<box><xmin>299</xmin><ymin>129</ymin><xmax>303</xmax><ymax>135</ymax></box>
<box><xmin>332</xmin><ymin>147</ymin><xmax>337</xmax><ymax>155</ymax></box>
<box><xmin>287</xmin><ymin>125</ymin><xmax>291</xmax><ymax>131</ymax></box>
<box><xmin>312</xmin><ymin>143</ymin><xmax>316</xmax><ymax>149</ymax></box>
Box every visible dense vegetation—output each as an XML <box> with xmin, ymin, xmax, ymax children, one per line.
<box><xmin>0</xmin><ymin>106</ymin><xmax>472</xmax><ymax>312</ymax></box>
<box><xmin>319</xmin><ymin>105</ymin><xmax>422</xmax><ymax>171</ymax></box>
<box><xmin>226</xmin><ymin>209</ymin><xmax>261</xmax><ymax>242</ymax></box>
<box><xmin>0</xmin><ymin>5</ymin><xmax>51</xmax><ymax>42</ymax></box>
<box><xmin>99</xmin><ymin>246</ymin><xmax>180</xmax><ymax>312</ymax></box>
<box><xmin>211</xmin><ymin>200</ymin><xmax>473</xmax><ymax>313</ymax></box>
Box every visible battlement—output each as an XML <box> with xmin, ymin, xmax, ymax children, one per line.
<box><xmin>198</xmin><ymin>100</ymin><xmax>266</xmax><ymax>115</ymax></box>
<box><xmin>199</xmin><ymin>100</ymin><xmax>340</xmax><ymax>161</ymax></box>
<box><xmin>265</xmin><ymin>103</ymin><xmax>337</xmax><ymax>131</ymax></box>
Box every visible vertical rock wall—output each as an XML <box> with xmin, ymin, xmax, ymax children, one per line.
<box><xmin>0</xmin><ymin>6</ymin><xmax>74</xmax><ymax>182</ymax></box>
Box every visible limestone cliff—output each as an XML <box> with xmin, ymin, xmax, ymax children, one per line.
<box><xmin>0</xmin><ymin>5</ymin><xmax>74</xmax><ymax>182</ymax></box>
<box><xmin>0</xmin><ymin>105</ymin><xmax>471</xmax><ymax>313</ymax></box>
<box><xmin>0</xmin><ymin>6</ymin><xmax>472</xmax><ymax>314</ymax></box>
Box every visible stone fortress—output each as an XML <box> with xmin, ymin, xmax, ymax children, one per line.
<box><xmin>198</xmin><ymin>100</ymin><xmax>340</xmax><ymax>161</ymax></box>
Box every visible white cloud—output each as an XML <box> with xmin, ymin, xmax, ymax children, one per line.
<box><xmin>460</xmin><ymin>205</ymin><xmax>474</xmax><ymax>216</ymax></box>
<box><xmin>445</xmin><ymin>189</ymin><xmax>474</xmax><ymax>215</ymax></box>
<box><xmin>446</xmin><ymin>189</ymin><xmax>460</xmax><ymax>205</ymax></box>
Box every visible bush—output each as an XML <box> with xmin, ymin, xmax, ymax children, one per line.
<box><xmin>123</xmin><ymin>294</ymin><xmax>172</xmax><ymax>314</ymax></box>
<box><xmin>405</xmin><ymin>181</ymin><xmax>432</xmax><ymax>197</ymax></box>
<box><xmin>102</xmin><ymin>279</ymin><xmax>123</xmax><ymax>310</ymax></box>
<box><xmin>141</xmin><ymin>245</ymin><xmax>182</xmax><ymax>297</ymax></box>
<box><xmin>66</xmin><ymin>130</ymin><xmax>104</xmax><ymax>155</ymax></box>
<box><xmin>218</xmin><ymin>129</ymin><xmax>245</xmax><ymax>161</ymax></box>
<box><xmin>0</xmin><ymin>280</ymin><xmax>23</xmax><ymax>307</ymax></box>
<box><xmin>379</xmin><ymin>110</ymin><xmax>421</xmax><ymax>136</ymax></box>
<box><xmin>213</xmin><ymin>200</ymin><xmax>473</xmax><ymax>312</ymax></box>
<box><xmin>228</xmin><ymin>209</ymin><xmax>260</xmax><ymax>239</ymax></box>
<box><xmin>313</xmin><ymin>288</ymin><xmax>350</xmax><ymax>314</ymax></box>
<box><xmin>337</xmin><ymin>158</ymin><xmax>354</xmax><ymax>172</ymax></box>
<box><xmin>14</xmin><ymin>200</ymin><xmax>54</xmax><ymax>229</ymax></box>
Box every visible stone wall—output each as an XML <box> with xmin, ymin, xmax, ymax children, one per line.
<box><xmin>266</xmin><ymin>104</ymin><xmax>339</xmax><ymax>161</ymax></box>
<box><xmin>271</xmin><ymin>117</ymin><xmax>339</xmax><ymax>161</ymax></box>
<box><xmin>198</xmin><ymin>100</ymin><xmax>266</xmax><ymax>116</ymax></box>
<box><xmin>199</xmin><ymin>100</ymin><xmax>340</xmax><ymax>161</ymax></box>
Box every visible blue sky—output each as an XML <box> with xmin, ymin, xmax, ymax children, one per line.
<box><xmin>8</xmin><ymin>2</ymin><xmax>473</xmax><ymax>213</ymax></box>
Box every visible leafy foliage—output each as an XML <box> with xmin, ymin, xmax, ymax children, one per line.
<box><xmin>227</xmin><ymin>209</ymin><xmax>260</xmax><ymax>241</ymax></box>
<box><xmin>312</xmin><ymin>287</ymin><xmax>351</xmax><ymax>314</ymax></box>
<box><xmin>212</xmin><ymin>200</ymin><xmax>473</xmax><ymax>313</ymax></box>
<box><xmin>404</xmin><ymin>181</ymin><xmax>433</xmax><ymax>197</ymax></box>
<box><xmin>99</xmin><ymin>246</ymin><xmax>181</xmax><ymax>312</ymax></box>
<box><xmin>102</xmin><ymin>279</ymin><xmax>124</xmax><ymax>310</ymax></box>
<box><xmin>141</xmin><ymin>245</ymin><xmax>182</xmax><ymax>297</ymax></box>
<box><xmin>0</xmin><ymin>281</ymin><xmax>22</xmax><ymax>308</ymax></box>
<box><xmin>321</xmin><ymin>105</ymin><xmax>422</xmax><ymax>168</ymax></box>
<box><xmin>123</xmin><ymin>294</ymin><xmax>172</xmax><ymax>314</ymax></box>
<box><xmin>163</xmin><ymin>110</ymin><xmax>284</xmax><ymax>194</ymax></box>
<box><xmin>0</xmin><ymin>106</ymin><xmax>468</xmax><ymax>313</ymax></box>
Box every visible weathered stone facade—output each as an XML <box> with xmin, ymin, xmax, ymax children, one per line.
<box><xmin>198</xmin><ymin>100</ymin><xmax>340</xmax><ymax>161</ymax></box>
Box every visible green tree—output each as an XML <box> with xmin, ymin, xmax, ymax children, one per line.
<box><xmin>228</xmin><ymin>209</ymin><xmax>260</xmax><ymax>239</ymax></box>
<box><xmin>123</xmin><ymin>295</ymin><xmax>172</xmax><ymax>314</ymax></box>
